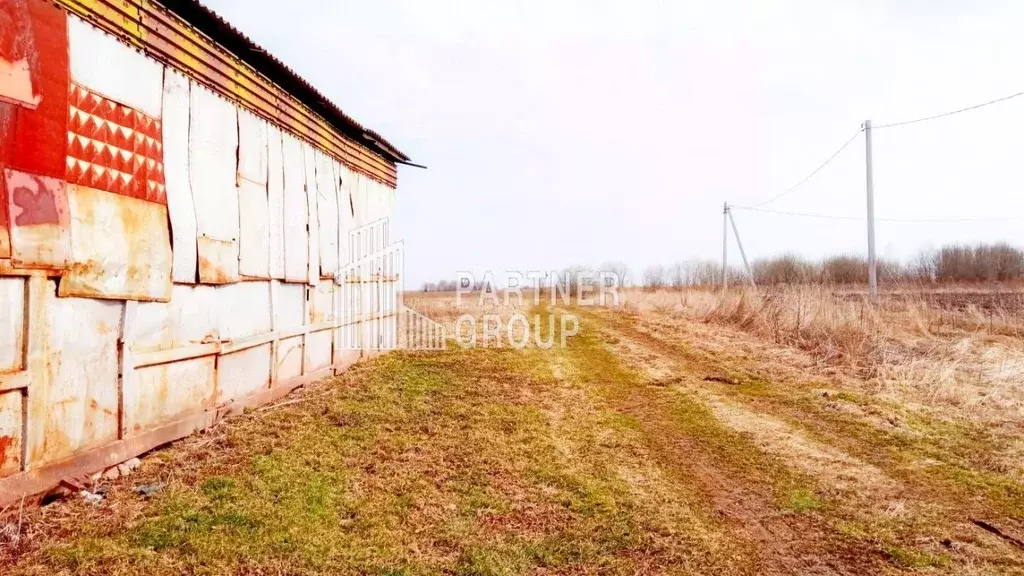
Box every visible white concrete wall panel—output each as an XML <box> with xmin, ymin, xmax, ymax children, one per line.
<box><xmin>217</xmin><ymin>344</ymin><xmax>271</xmax><ymax>404</ymax></box>
<box><xmin>217</xmin><ymin>281</ymin><xmax>272</xmax><ymax>340</ymax></box>
<box><xmin>126</xmin><ymin>358</ymin><xmax>216</xmax><ymax>434</ymax></box>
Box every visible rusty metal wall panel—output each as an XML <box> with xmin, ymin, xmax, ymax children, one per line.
<box><xmin>0</xmin><ymin>391</ymin><xmax>22</xmax><ymax>476</ymax></box>
<box><xmin>217</xmin><ymin>344</ymin><xmax>271</xmax><ymax>404</ymax></box>
<box><xmin>59</xmin><ymin>185</ymin><xmax>173</xmax><ymax>302</ymax></box>
<box><xmin>282</xmin><ymin>134</ymin><xmax>307</xmax><ymax>283</ymax></box>
<box><xmin>52</xmin><ymin>0</ymin><xmax>398</xmax><ymax>188</ymax></box>
<box><xmin>216</xmin><ymin>281</ymin><xmax>271</xmax><ymax>340</ymax></box>
<box><xmin>267</xmin><ymin>125</ymin><xmax>285</xmax><ymax>280</ymax></box>
<box><xmin>315</xmin><ymin>152</ymin><xmax>339</xmax><ymax>277</ymax></box>
<box><xmin>303</xmin><ymin>142</ymin><xmax>319</xmax><ymax>285</ymax></box>
<box><xmin>129</xmin><ymin>284</ymin><xmax>218</xmax><ymax>353</ymax></box>
<box><xmin>4</xmin><ymin>170</ymin><xmax>71</xmax><ymax>271</ymax></box>
<box><xmin>125</xmin><ymin>357</ymin><xmax>215</xmax><ymax>435</ymax></box>
<box><xmin>162</xmin><ymin>69</ymin><xmax>198</xmax><ymax>284</ymax></box>
<box><xmin>67</xmin><ymin>16</ymin><xmax>163</xmax><ymax>118</ymax></box>
<box><xmin>189</xmin><ymin>81</ymin><xmax>240</xmax><ymax>285</ymax></box>
<box><xmin>31</xmin><ymin>294</ymin><xmax>121</xmax><ymax>467</ymax></box>
<box><xmin>0</xmin><ymin>278</ymin><xmax>25</xmax><ymax>374</ymax></box>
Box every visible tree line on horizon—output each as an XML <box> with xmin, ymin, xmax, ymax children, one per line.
<box><xmin>419</xmin><ymin>242</ymin><xmax>1024</xmax><ymax>292</ymax></box>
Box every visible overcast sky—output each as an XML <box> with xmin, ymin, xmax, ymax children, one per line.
<box><xmin>204</xmin><ymin>0</ymin><xmax>1024</xmax><ymax>286</ymax></box>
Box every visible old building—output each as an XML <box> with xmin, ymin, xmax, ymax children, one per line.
<box><xmin>0</xmin><ymin>0</ymin><xmax>408</xmax><ymax>502</ymax></box>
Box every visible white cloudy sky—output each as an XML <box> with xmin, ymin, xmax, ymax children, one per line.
<box><xmin>204</xmin><ymin>0</ymin><xmax>1024</xmax><ymax>286</ymax></box>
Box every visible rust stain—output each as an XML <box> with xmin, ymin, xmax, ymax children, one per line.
<box><xmin>0</xmin><ymin>436</ymin><xmax>14</xmax><ymax>471</ymax></box>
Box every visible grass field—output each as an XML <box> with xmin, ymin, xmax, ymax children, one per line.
<box><xmin>1</xmin><ymin>287</ymin><xmax>1023</xmax><ymax>575</ymax></box>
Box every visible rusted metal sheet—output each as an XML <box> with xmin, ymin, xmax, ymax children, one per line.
<box><xmin>282</xmin><ymin>134</ymin><xmax>307</xmax><ymax>283</ymax></box>
<box><xmin>336</xmin><ymin>162</ymin><xmax>355</xmax><ymax>267</ymax></box>
<box><xmin>267</xmin><ymin>125</ymin><xmax>285</xmax><ymax>280</ymax></box>
<box><xmin>128</xmin><ymin>284</ymin><xmax>217</xmax><ymax>353</ymax></box>
<box><xmin>189</xmin><ymin>81</ymin><xmax>240</xmax><ymax>285</ymax></box>
<box><xmin>30</xmin><ymin>293</ymin><xmax>121</xmax><ymax>468</ymax></box>
<box><xmin>125</xmin><ymin>357</ymin><xmax>215</xmax><ymax>435</ymax></box>
<box><xmin>237</xmin><ymin>109</ymin><xmax>268</xmax><ymax>184</ymax></box>
<box><xmin>315</xmin><ymin>151</ymin><xmax>339</xmax><ymax>277</ymax></box>
<box><xmin>310</xmin><ymin>280</ymin><xmax>335</xmax><ymax>325</ymax></box>
<box><xmin>67</xmin><ymin>15</ymin><xmax>163</xmax><ymax>118</ymax></box>
<box><xmin>4</xmin><ymin>170</ymin><xmax>71</xmax><ymax>270</ymax></box>
<box><xmin>0</xmin><ymin>391</ymin><xmax>22</xmax><ymax>476</ymax></box>
<box><xmin>162</xmin><ymin>68</ymin><xmax>197</xmax><ymax>284</ymax></box>
<box><xmin>217</xmin><ymin>281</ymin><xmax>272</xmax><ymax>340</ymax></box>
<box><xmin>303</xmin><ymin>142</ymin><xmax>319</xmax><ymax>285</ymax></box>
<box><xmin>277</xmin><ymin>336</ymin><xmax>303</xmax><ymax>381</ymax></box>
<box><xmin>217</xmin><ymin>343</ymin><xmax>271</xmax><ymax>404</ymax></box>
<box><xmin>0</xmin><ymin>278</ymin><xmax>25</xmax><ymax>374</ymax></box>
<box><xmin>51</xmin><ymin>0</ymin><xmax>400</xmax><ymax>188</ymax></box>
<box><xmin>274</xmin><ymin>282</ymin><xmax>304</xmax><ymax>380</ymax></box>
<box><xmin>59</xmin><ymin>185</ymin><xmax>173</xmax><ymax>302</ymax></box>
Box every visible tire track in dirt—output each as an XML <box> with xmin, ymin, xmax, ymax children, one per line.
<box><xmin>558</xmin><ymin>308</ymin><xmax>890</xmax><ymax>575</ymax></box>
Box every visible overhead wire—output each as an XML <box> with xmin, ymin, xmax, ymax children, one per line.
<box><xmin>731</xmin><ymin>205</ymin><xmax>1024</xmax><ymax>223</ymax></box>
<box><xmin>742</xmin><ymin>128</ymin><xmax>863</xmax><ymax>209</ymax></box>
<box><xmin>874</xmin><ymin>89</ymin><xmax>1024</xmax><ymax>129</ymax></box>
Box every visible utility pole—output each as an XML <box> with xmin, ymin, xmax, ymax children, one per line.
<box><xmin>727</xmin><ymin>208</ymin><xmax>756</xmax><ymax>289</ymax></box>
<box><xmin>722</xmin><ymin>202</ymin><xmax>729</xmax><ymax>293</ymax></box>
<box><xmin>864</xmin><ymin>120</ymin><xmax>877</xmax><ymax>298</ymax></box>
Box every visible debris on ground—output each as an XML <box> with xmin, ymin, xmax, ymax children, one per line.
<box><xmin>79</xmin><ymin>491</ymin><xmax>104</xmax><ymax>505</ymax></box>
<box><xmin>133</xmin><ymin>483</ymin><xmax>165</xmax><ymax>498</ymax></box>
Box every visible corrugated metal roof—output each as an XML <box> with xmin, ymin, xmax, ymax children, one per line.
<box><xmin>160</xmin><ymin>0</ymin><xmax>410</xmax><ymax>164</ymax></box>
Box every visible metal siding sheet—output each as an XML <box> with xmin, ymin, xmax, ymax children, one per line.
<box><xmin>129</xmin><ymin>283</ymin><xmax>218</xmax><ymax>353</ymax></box>
<box><xmin>237</xmin><ymin>109</ymin><xmax>268</xmax><ymax>184</ymax></box>
<box><xmin>276</xmin><ymin>282</ymin><xmax>305</xmax><ymax>331</ymax></box>
<box><xmin>305</xmin><ymin>331</ymin><xmax>331</xmax><ymax>373</ymax></box>
<box><xmin>337</xmin><ymin>163</ymin><xmax>355</xmax><ymax>267</ymax></box>
<box><xmin>0</xmin><ymin>278</ymin><xmax>24</xmax><ymax>374</ymax></box>
<box><xmin>125</xmin><ymin>357</ymin><xmax>216</xmax><ymax>435</ymax></box>
<box><xmin>67</xmin><ymin>16</ymin><xmax>163</xmax><ymax>119</ymax></box>
<box><xmin>282</xmin><ymin>134</ymin><xmax>307</xmax><ymax>283</ymax></box>
<box><xmin>4</xmin><ymin>169</ymin><xmax>71</xmax><ymax>270</ymax></box>
<box><xmin>303</xmin><ymin>142</ymin><xmax>319</xmax><ymax>285</ymax></box>
<box><xmin>161</xmin><ymin>69</ymin><xmax>197</xmax><ymax>284</ymax></box>
<box><xmin>217</xmin><ymin>343</ymin><xmax>271</xmax><ymax>404</ymax></box>
<box><xmin>189</xmin><ymin>82</ymin><xmax>239</xmax><ymax>284</ymax></box>
<box><xmin>315</xmin><ymin>151</ymin><xmax>339</xmax><ymax>278</ymax></box>
<box><xmin>277</xmin><ymin>336</ymin><xmax>303</xmax><ymax>381</ymax></box>
<box><xmin>59</xmin><ymin>185</ymin><xmax>173</xmax><ymax>302</ymax></box>
<box><xmin>267</xmin><ymin>125</ymin><xmax>285</xmax><ymax>280</ymax></box>
<box><xmin>238</xmin><ymin>179</ymin><xmax>270</xmax><ymax>278</ymax></box>
<box><xmin>310</xmin><ymin>280</ymin><xmax>335</xmax><ymax>324</ymax></box>
<box><xmin>217</xmin><ymin>281</ymin><xmax>272</xmax><ymax>340</ymax></box>
<box><xmin>34</xmin><ymin>294</ymin><xmax>121</xmax><ymax>467</ymax></box>
<box><xmin>0</xmin><ymin>390</ymin><xmax>21</xmax><ymax>476</ymax></box>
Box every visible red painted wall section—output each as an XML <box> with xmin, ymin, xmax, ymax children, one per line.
<box><xmin>0</xmin><ymin>0</ymin><xmax>70</xmax><ymax>263</ymax></box>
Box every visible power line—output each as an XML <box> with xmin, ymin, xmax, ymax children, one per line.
<box><xmin>874</xmin><ymin>89</ymin><xmax>1024</xmax><ymax>129</ymax></box>
<box><xmin>743</xmin><ymin>128</ymin><xmax>863</xmax><ymax>208</ymax></box>
<box><xmin>732</xmin><ymin>205</ymin><xmax>1024</xmax><ymax>223</ymax></box>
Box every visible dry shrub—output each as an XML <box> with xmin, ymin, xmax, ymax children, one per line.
<box><xmin>618</xmin><ymin>286</ymin><xmax>1024</xmax><ymax>423</ymax></box>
